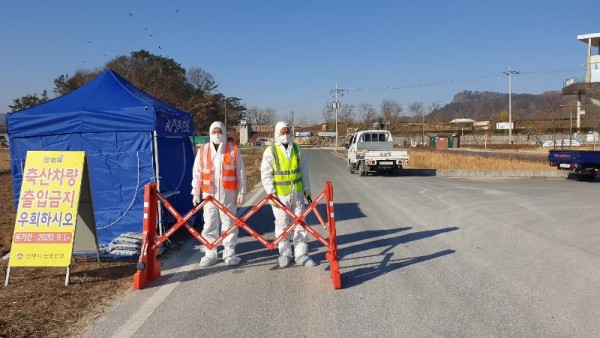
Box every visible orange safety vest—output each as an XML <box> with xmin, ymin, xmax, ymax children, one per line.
<box><xmin>198</xmin><ymin>142</ymin><xmax>238</xmax><ymax>192</ymax></box>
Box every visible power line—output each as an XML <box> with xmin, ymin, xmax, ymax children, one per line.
<box><xmin>273</xmin><ymin>92</ymin><xmax>331</xmax><ymax>111</ymax></box>
<box><xmin>271</xmin><ymin>66</ymin><xmax>586</xmax><ymax>113</ymax></box>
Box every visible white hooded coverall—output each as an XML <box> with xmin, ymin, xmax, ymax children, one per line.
<box><xmin>260</xmin><ymin>121</ymin><xmax>311</xmax><ymax>260</ymax></box>
<box><xmin>191</xmin><ymin>121</ymin><xmax>246</xmax><ymax>261</ymax></box>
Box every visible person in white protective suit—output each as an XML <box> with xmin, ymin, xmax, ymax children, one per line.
<box><xmin>260</xmin><ymin>121</ymin><xmax>316</xmax><ymax>268</ymax></box>
<box><xmin>192</xmin><ymin>121</ymin><xmax>246</xmax><ymax>267</ymax></box>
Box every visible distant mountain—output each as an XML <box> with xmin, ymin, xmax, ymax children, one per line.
<box><xmin>428</xmin><ymin>90</ymin><xmax>568</xmax><ymax>121</ymax></box>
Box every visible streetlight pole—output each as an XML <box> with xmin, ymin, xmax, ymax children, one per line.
<box><xmin>503</xmin><ymin>65</ymin><xmax>519</xmax><ymax>145</ymax></box>
<box><xmin>330</xmin><ymin>84</ymin><xmax>346</xmax><ymax>152</ymax></box>
<box><xmin>335</xmin><ymin>86</ymin><xmax>339</xmax><ymax>152</ymax></box>
<box><xmin>421</xmin><ymin>110</ymin><xmax>425</xmax><ymax>146</ymax></box>
<box><xmin>569</xmin><ymin>105</ymin><xmax>573</xmax><ymax>149</ymax></box>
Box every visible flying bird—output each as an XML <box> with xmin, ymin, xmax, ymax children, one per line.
<box><xmin>129</xmin><ymin>12</ymin><xmax>132</xmax><ymax>17</ymax></box>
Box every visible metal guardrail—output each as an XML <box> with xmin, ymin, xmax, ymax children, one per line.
<box><xmin>563</xmin><ymin>76</ymin><xmax>586</xmax><ymax>88</ymax></box>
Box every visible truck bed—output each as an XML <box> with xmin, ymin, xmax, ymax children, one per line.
<box><xmin>548</xmin><ymin>150</ymin><xmax>600</xmax><ymax>181</ymax></box>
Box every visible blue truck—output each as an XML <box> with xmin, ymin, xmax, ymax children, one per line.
<box><xmin>548</xmin><ymin>150</ymin><xmax>600</xmax><ymax>181</ymax></box>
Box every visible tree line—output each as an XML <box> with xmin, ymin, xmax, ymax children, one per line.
<box><xmin>316</xmin><ymin>89</ymin><xmax>599</xmax><ymax>134</ymax></box>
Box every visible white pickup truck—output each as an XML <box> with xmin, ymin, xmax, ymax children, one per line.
<box><xmin>347</xmin><ymin>129</ymin><xmax>409</xmax><ymax>176</ymax></box>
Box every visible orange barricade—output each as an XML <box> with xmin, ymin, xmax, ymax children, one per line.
<box><xmin>133</xmin><ymin>182</ymin><xmax>341</xmax><ymax>290</ymax></box>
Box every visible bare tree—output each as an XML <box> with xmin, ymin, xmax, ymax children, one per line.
<box><xmin>380</xmin><ymin>99</ymin><xmax>402</xmax><ymax>128</ymax></box>
<box><xmin>451</xmin><ymin>101</ymin><xmax>467</xmax><ymax>120</ymax></box>
<box><xmin>358</xmin><ymin>103</ymin><xmax>377</xmax><ymax>129</ymax></box>
<box><xmin>513</xmin><ymin>100</ymin><xmax>530</xmax><ymax>124</ymax></box>
<box><xmin>428</xmin><ymin>100</ymin><xmax>442</xmax><ymax>123</ymax></box>
<box><xmin>186</xmin><ymin>67</ymin><xmax>217</xmax><ymax>92</ymax></box>
<box><xmin>246</xmin><ymin>106</ymin><xmax>260</xmax><ymax>125</ymax></box>
<box><xmin>338</xmin><ymin>104</ymin><xmax>356</xmax><ymax>125</ymax></box>
<box><xmin>408</xmin><ymin>101</ymin><xmax>425</xmax><ymax>144</ymax></box>
<box><xmin>295</xmin><ymin>115</ymin><xmax>308</xmax><ymax>127</ymax></box>
<box><xmin>321</xmin><ymin>102</ymin><xmax>334</xmax><ymax>124</ymax></box>
<box><xmin>541</xmin><ymin>92</ymin><xmax>567</xmax><ymax>144</ymax></box>
<box><xmin>260</xmin><ymin>108</ymin><xmax>276</xmax><ymax>126</ymax></box>
<box><xmin>584</xmin><ymin>97</ymin><xmax>600</xmax><ymax>134</ymax></box>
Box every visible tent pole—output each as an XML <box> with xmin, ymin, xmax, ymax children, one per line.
<box><xmin>152</xmin><ymin>131</ymin><xmax>163</xmax><ymax>236</ymax></box>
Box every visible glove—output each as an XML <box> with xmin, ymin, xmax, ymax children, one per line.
<box><xmin>237</xmin><ymin>193</ymin><xmax>245</xmax><ymax>205</ymax></box>
<box><xmin>192</xmin><ymin>194</ymin><xmax>201</xmax><ymax>206</ymax></box>
<box><xmin>304</xmin><ymin>190</ymin><xmax>312</xmax><ymax>203</ymax></box>
<box><xmin>269</xmin><ymin>194</ymin><xmax>282</xmax><ymax>209</ymax></box>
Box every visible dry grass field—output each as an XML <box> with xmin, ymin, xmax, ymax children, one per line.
<box><xmin>0</xmin><ymin>145</ymin><xmax>551</xmax><ymax>337</ymax></box>
<box><xmin>408</xmin><ymin>147</ymin><xmax>549</xmax><ymax>170</ymax></box>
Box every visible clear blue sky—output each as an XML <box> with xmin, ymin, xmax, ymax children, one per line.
<box><xmin>1</xmin><ymin>0</ymin><xmax>598</xmax><ymax>123</ymax></box>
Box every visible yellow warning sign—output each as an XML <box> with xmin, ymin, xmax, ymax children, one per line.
<box><xmin>9</xmin><ymin>151</ymin><xmax>86</xmax><ymax>267</ymax></box>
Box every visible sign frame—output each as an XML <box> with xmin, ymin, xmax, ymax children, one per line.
<box><xmin>5</xmin><ymin>151</ymin><xmax>99</xmax><ymax>287</ymax></box>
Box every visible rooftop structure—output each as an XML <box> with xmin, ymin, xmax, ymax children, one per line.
<box><xmin>562</xmin><ymin>33</ymin><xmax>600</xmax><ymax>131</ymax></box>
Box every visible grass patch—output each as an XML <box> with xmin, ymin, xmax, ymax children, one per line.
<box><xmin>408</xmin><ymin>147</ymin><xmax>549</xmax><ymax>170</ymax></box>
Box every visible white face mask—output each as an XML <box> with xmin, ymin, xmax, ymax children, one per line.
<box><xmin>279</xmin><ymin>134</ymin><xmax>291</xmax><ymax>145</ymax></box>
<box><xmin>210</xmin><ymin>134</ymin><xmax>223</xmax><ymax>145</ymax></box>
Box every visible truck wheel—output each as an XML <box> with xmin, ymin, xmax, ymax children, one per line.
<box><xmin>577</xmin><ymin>169</ymin><xmax>597</xmax><ymax>182</ymax></box>
<box><xmin>577</xmin><ymin>174</ymin><xmax>594</xmax><ymax>182</ymax></box>
<box><xmin>349</xmin><ymin>161</ymin><xmax>354</xmax><ymax>174</ymax></box>
<box><xmin>395</xmin><ymin>165</ymin><xmax>403</xmax><ymax>176</ymax></box>
<box><xmin>359</xmin><ymin>161</ymin><xmax>366</xmax><ymax>176</ymax></box>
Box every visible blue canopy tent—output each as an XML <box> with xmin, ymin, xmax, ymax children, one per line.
<box><xmin>7</xmin><ymin>69</ymin><xmax>195</xmax><ymax>248</ymax></box>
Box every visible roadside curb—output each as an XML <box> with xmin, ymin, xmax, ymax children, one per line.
<box><xmin>399</xmin><ymin>168</ymin><xmax>570</xmax><ymax>178</ymax></box>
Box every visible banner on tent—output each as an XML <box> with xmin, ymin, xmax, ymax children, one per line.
<box><xmin>5</xmin><ymin>151</ymin><xmax>99</xmax><ymax>286</ymax></box>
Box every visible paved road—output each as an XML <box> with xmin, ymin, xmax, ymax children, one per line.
<box><xmin>85</xmin><ymin>149</ymin><xmax>600</xmax><ymax>337</ymax></box>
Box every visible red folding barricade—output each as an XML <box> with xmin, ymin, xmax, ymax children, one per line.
<box><xmin>133</xmin><ymin>182</ymin><xmax>341</xmax><ymax>290</ymax></box>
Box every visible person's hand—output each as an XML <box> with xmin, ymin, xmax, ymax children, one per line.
<box><xmin>269</xmin><ymin>195</ymin><xmax>281</xmax><ymax>208</ymax></box>
<box><xmin>237</xmin><ymin>193</ymin><xmax>245</xmax><ymax>205</ymax></box>
<box><xmin>192</xmin><ymin>194</ymin><xmax>201</xmax><ymax>206</ymax></box>
<box><xmin>304</xmin><ymin>190</ymin><xmax>312</xmax><ymax>202</ymax></box>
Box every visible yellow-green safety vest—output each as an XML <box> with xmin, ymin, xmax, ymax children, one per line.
<box><xmin>270</xmin><ymin>143</ymin><xmax>304</xmax><ymax>196</ymax></box>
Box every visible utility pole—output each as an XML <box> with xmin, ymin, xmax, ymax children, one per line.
<box><xmin>330</xmin><ymin>84</ymin><xmax>347</xmax><ymax>152</ymax></box>
<box><xmin>421</xmin><ymin>110</ymin><xmax>425</xmax><ymax>146</ymax></box>
<box><xmin>503</xmin><ymin>65</ymin><xmax>519</xmax><ymax>145</ymax></box>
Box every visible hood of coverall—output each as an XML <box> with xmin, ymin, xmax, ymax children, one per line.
<box><xmin>274</xmin><ymin>121</ymin><xmax>293</xmax><ymax>146</ymax></box>
<box><xmin>209</xmin><ymin>121</ymin><xmax>226</xmax><ymax>135</ymax></box>
<box><xmin>208</xmin><ymin>121</ymin><xmax>227</xmax><ymax>145</ymax></box>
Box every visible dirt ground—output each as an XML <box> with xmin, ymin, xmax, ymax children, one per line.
<box><xmin>0</xmin><ymin>147</ymin><xmax>263</xmax><ymax>338</ymax></box>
